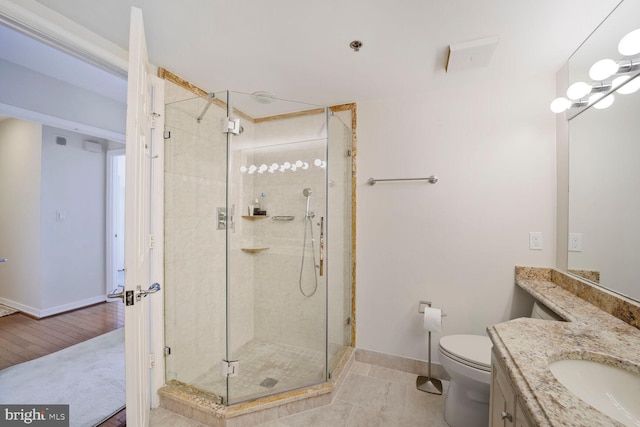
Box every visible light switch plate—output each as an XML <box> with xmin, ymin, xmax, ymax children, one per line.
<box><xmin>529</xmin><ymin>232</ymin><xmax>543</xmax><ymax>250</ymax></box>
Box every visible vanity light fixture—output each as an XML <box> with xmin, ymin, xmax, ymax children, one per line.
<box><xmin>551</xmin><ymin>27</ymin><xmax>640</xmax><ymax>113</ymax></box>
<box><xmin>618</xmin><ymin>28</ymin><xmax>640</xmax><ymax>56</ymax></box>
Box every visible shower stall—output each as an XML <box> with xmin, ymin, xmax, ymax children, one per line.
<box><xmin>163</xmin><ymin>89</ymin><xmax>353</xmax><ymax>405</ymax></box>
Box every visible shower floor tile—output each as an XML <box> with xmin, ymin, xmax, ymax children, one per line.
<box><xmin>191</xmin><ymin>338</ymin><xmax>325</xmax><ymax>402</ymax></box>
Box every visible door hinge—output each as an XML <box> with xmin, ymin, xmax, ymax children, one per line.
<box><xmin>220</xmin><ymin>360</ymin><xmax>239</xmax><ymax>377</ymax></box>
<box><xmin>163</xmin><ymin>130</ymin><xmax>171</xmax><ymax>139</ymax></box>
<box><xmin>151</xmin><ymin>112</ymin><xmax>161</xmax><ymax>129</ymax></box>
<box><xmin>221</xmin><ymin>117</ymin><xmax>241</xmax><ymax>135</ymax></box>
<box><xmin>149</xmin><ymin>353</ymin><xmax>155</xmax><ymax>369</ymax></box>
<box><xmin>164</xmin><ymin>346</ymin><xmax>171</xmax><ymax>356</ymax></box>
<box><xmin>148</xmin><ymin>234</ymin><xmax>155</xmax><ymax>249</ymax></box>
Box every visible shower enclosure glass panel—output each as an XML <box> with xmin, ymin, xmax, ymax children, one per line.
<box><xmin>164</xmin><ymin>87</ymin><xmax>351</xmax><ymax>407</ymax></box>
<box><xmin>225</xmin><ymin>92</ymin><xmax>328</xmax><ymax>404</ymax></box>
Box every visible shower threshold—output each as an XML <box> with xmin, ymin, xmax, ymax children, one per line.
<box><xmin>158</xmin><ymin>346</ymin><xmax>353</xmax><ymax>427</ymax></box>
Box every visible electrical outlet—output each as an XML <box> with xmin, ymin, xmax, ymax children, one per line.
<box><xmin>529</xmin><ymin>232</ymin><xmax>543</xmax><ymax>250</ymax></box>
<box><xmin>569</xmin><ymin>233</ymin><xmax>583</xmax><ymax>252</ymax></box>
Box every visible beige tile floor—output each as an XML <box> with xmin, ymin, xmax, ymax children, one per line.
<box><xmin>151</xmin><ymin>361</ymin><xmax>450</xmax><ymax>427</ymax></box>
<box><xmin>191</xmin><ymin>338</ymin><xmax>325</xmax><ymax>402</ymax></box>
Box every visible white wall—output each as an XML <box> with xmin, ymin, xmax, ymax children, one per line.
<box><xmin>0</xmin><ymin>118</ymin><xmax>43</xmax><ymax>312</ymax></box>
<box><xmin>40</xmin><ymin>126</ymin><xmax>107</xmax><ymax>313</ymax></box>
<box><xmin>0</xmin><ymin>58</ymin><xmax>126</xmax><ymax>137</ymax></box>
<box><xmin>355</xmin><ymin>74</ymin><xmax>557</xmax><ymax>363</ymax></box>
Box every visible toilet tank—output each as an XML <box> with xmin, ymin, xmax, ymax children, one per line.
<box><xmin>531</xmin><ymin>300</ymin><xmax>563</xmax><ymax>321</ymax></box>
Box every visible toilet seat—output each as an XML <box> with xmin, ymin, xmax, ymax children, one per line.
<box><xmin>439</xmin><ymin>335</ymin><xmax>492</xmax><ymax>372</ymax></box>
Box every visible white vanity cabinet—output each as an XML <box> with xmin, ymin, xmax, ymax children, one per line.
<box><xmin>490</xmin><ymin>350</ymin><xmax>534</xmax><ymax>427</ymax></box>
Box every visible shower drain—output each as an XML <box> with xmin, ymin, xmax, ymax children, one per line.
<box><xmin>260</xmin><ymin>377</ymin><xmax>279</xmax><ymax>388</ymax></box>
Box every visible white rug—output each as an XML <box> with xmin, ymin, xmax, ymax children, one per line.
<box><xmin>0</xmin><ymin>303</ymin><xmax>18</xmax><ymax>317</ymax></box>
<box><xmin>0</xmin><ymin>328</ymin><xmax>125</xmax><ymax>427</ymax></box>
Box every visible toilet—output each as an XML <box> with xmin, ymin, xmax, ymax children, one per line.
<box><xmin>438</xmin><ymin>334</ymin><xmax>492</xmax><ymax>427</ymax></box>
<box><xmin>438</xmin><ymin>301</ymin><xmax>560</xmax><ymax>427</ymax></box>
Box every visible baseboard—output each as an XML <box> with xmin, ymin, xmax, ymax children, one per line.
<box><xmin>40</xmin><ymin>295</ymin><xmax>107</xmax><ymax>318</ymax></box>
<box><xmin>354</xmin><ymin>348</ymin><xmax>450</xmax><ymax>381</ymax></box>
<box><xmin>0</xmin><ymin>297</ymin><xmax>39</xmax><ymax>318</ymax></box>
<box><xmin>0</xmin><ymin>295</ymin><xmax>108</xmax><ymax>318</ymax></box>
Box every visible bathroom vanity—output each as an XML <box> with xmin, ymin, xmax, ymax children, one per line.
<box><xmin>487</xmin><ymin>267</ymin><xmax>640</xmax><ymax>427</ymax></box>
<box><xmin>490</xmin><ymin>351</ymin><xmax>533</xmax><ymax>427</ymax></box>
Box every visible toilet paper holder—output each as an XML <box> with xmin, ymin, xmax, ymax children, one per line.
<box><xmin>416</xmin><ymin>300</ymin><xmax>444</xmax><ymax>395</ymax></box>
<box><xmin>418</xmin><ymin>300</ymin><xmax>447</xmax><ymax>316</ymax></box>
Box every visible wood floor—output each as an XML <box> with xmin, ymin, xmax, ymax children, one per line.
<box><xmin>0</xmin><ymin>302</ymin><xmax>126</xmax><ymax>426</ymax></box>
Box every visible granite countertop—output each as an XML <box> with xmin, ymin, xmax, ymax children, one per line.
<box><xmin>487</xmin><ymin>268</ymin><xmax>640</xmax><ymax>427</ymax></box>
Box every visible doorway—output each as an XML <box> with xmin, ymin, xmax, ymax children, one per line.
<box><xmin>108</xmin><ymin>149</ymin><xmax>126</xmax><ymax>295</ymax></box>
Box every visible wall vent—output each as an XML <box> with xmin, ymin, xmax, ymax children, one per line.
<box><xmin>83</xmin><ymin>140</ymin><xmax>104</xmax><ymax>153</ymax></box>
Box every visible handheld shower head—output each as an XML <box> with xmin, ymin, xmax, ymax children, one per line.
<box><xmin>303</xmin><ymin>188</ymin><xmax>312</xmax><ymax>217</ymax></box>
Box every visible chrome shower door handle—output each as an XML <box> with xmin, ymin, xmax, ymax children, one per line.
<box><xmin>0</xmin><ymin>258</ymin><xmax>7</xmax><ymax>262</ymax></box>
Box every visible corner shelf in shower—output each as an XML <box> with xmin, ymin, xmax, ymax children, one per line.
<box><xmin>241</xmin><ymin>215</ymin><xmax>269</xmax><ymax>220</ymax></box>
<box><xmin>240</xmin><ymin>247</ymin><xmax>270</xmax><ymax>254</ymax></box>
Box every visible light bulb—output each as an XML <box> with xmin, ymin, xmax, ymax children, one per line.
<box><xmin>240</xmin><ymin>166</ymin><xmax>247</xmax><ymax>173</ymax></box>
<box><xmin>248</xmin><ymin>165</ymin><xmax>257</xmax><ymax>174</ymax></box>
<box><xmin>295</xmin><ymin>160</ymin><xmax>303</xmax><ymax>168</ymax></box>
<box><xmin>550</xmin><ymin>97</ymin><xmax>572</xmax><ymax>113</ymax></box>
<box><xmin>618</xmin><ymin>28</ymin><xmax>640</xmax><ymax>56</ymax></box>
<box><xmin>314</xmin><ymin>159</ymin><xmax>322</xmax><ymax>167</ymax></box>
<box><xmin>615</xmin><ymin>75</ymin><xmax>640</xmax><ymax>95</ymax></box>
<box><xmin>271</xmin><ymin>163</ymin><xmax>279</xmax><ymax>170</ymax></box>
<box><xmin>593</xmin><ymin>94</ymin><xmax>614</xmax><ymax>110</ymax></box>
<box><xmin>588</xmin><ymin>93</ymin><xmax>604</xmax><ymax>105</ymax></box>
<box><xmin>291</xmin><ymin>165</ymin><xmax>297</xmax><ymax>171</ymax></box>
<box><xmin>566</xmin><ymin>82</ymin><xmax>591</xmax><ymax>100</ymax></box>
<box><xmin>589</xmin><ymin>59</ymin><xmax>619</xmax><ymax>81</ymax></box>
<box><xmin>302</xmin><ymin>162</ymin><xmax>309</xmax><ymax>170</ymax></box>
<box><xmin>283</xmin><ymin>162</ymin><xmax>291</xmax><ymax>170</ymax></box>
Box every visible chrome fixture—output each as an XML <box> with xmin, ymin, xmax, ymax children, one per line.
<box><xmin>367</xmin><ymin>175</ymin><xmax>439</xmax><ymax>185</ymax></box>
<box><xmin>197</xmin><ymin>93</ymin><xmax>215</xmax><ymax>123</ymax></box>
<box><xmin>299</xmin><ymin>188</ymin><xmax>318</xmax><ymax>297</ymax></box>
<box><xmin>550</xmin><ymin>28</ymin><xmax>640</xmax><ymax>113</ymax></box>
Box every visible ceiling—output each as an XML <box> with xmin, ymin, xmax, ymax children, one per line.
<box><xmin>4</xmin><ymin>0</ymin><xmax>624</xmax><ymax>107</ymax></box>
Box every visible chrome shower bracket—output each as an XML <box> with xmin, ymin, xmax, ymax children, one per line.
<box><xmin>221</xmin><ymin>117</ymin><xmax>242</xmax><ymax>135</ymax></box>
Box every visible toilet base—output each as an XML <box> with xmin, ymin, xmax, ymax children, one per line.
<box><xmin>444</xmin><ymin>380</ymin><xmax>489</xmax><ymax>427</ymax></box>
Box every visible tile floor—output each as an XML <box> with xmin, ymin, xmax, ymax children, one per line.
<box><xmin>151</xmin><ymin>361</ymin><xmax>450</xmax><ymax>427</ymax></box>
<box><xmin>192</xmin><ymin>338</ymin><xmax>325</xmax><ymax>402</ymax></box>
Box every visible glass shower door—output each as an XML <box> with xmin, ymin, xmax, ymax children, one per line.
<box><xmin>225</xmin><ymin>91</ymin><xmax>328</xmax><ymax>404</ymax></box>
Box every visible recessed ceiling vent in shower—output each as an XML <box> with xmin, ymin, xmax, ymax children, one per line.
<box><xmin>252</xmin><ymin>91</ymin><xmax>275</xmax><ymax>104</ymax></box>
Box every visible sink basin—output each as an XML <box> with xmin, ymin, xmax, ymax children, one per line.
<box><xmin>549</xmin><ymin>359</ymin><xmax>640</xmax><ymax>426</ymax></box>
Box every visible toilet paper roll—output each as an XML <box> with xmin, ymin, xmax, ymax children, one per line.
<box><xmin>423</xmin><ymin>307</ymin><xmax>442</xmax><ymax>333</ymax></box>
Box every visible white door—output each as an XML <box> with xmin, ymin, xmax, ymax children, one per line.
<box><xmin>124</xmin><ymin>6</ymin><xmax>165</xmax><ymax>426</ymax></box>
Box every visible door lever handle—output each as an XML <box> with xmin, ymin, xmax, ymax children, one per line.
<box><xmin>136</xmin><ymin>282</ymin><xmax>161</xmax><ymax>301</ymax></box>
<box><xmin>107</xmin><ymin>288</ymin><xmax>125</xmax><ymax>303</ymax></box>
<box><xmin>0</xmin><ymin>258</ymin><xmax>7</xmax><ymax>262</ymax></box>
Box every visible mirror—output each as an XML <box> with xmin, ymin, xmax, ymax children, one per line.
<box><xmin>567</xmin><ymin>0</ymin><xmax>640</xmax><ymax>301</ymax></box>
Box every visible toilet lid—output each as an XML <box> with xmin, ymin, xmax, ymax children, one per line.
<box><xmin>439</xmin><ymin>335</ymin><xmax>492</xmax><ymax>370</ymax></box>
